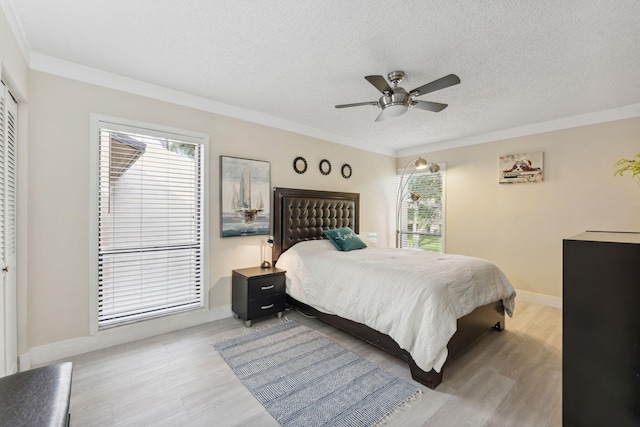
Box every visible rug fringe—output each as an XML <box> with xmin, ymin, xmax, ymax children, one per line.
<box><xmin>209</xmin><ymin>316</ymin><xmax>292</xmax><ymax>346</ymax></box>
<box><xmin>373</xmin><ymin>388</ymin><xmax>423</xmax><ymax>427</ymax></box>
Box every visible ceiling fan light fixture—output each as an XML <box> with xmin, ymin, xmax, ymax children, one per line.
<box><xmin>383</xmin><ymin>103</ymin><xmax>409</xmax><ymax>118</ymax></box>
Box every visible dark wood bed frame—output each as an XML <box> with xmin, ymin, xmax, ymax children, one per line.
<box><xmin>272</xmin><ymin>187</ymin><xmax>505</xmax><ymax>389</ymax></box>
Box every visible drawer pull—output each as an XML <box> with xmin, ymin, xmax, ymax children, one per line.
<box><xmin>261</xmin><ymin>303</ymin><xmax>275</xmax><ymax>310</ymax></box>
<box><xmin>261</xmin><ymin>284</ymin><xmax>275</xmax><ymax>290</ymax></box>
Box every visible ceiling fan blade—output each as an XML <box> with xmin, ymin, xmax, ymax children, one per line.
<box><xmin>374</xmin><ymin>109</ymin><xmax>390</xmax><ymax>122</ymax></box>
<box><xmin>335</xmin><ymin>101</ymin><xmax>378</xmax><ymax>109</ymax></box>
<box><xmin>410</xmin><ymin>74</ymin><xmax>460</xmax><ymax>97</ymax></box>
<box><xmin>412</xmin><ymin>100</ymin><xmax>448</xmax><ymax>112</ymax></box>
<box><xmin>365</xmin><ymin>75</ymin><xmax>392</xmax><ymax>94</ymax></box>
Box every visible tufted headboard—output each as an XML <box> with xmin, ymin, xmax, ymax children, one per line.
<box><xmin>272</xmin><ymin>187</ymin><xmax>360</xmax><ymax>262</ymax></box>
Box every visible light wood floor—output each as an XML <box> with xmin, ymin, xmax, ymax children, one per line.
<box><xmin>55</xmin><ymin>300</ymin><xmax>562</xmax><ymax>426</ymax></box>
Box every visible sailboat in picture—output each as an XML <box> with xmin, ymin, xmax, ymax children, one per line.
<box><xmin>233</xmin><ymin>165</ymin><xmax>264</xmax><ymax>222</ymax></box>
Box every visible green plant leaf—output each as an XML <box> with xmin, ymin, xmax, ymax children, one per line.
<box><xmin>614</xmin><ymin>153</ymin><xmax>640</xmax><ymax>177</ymax></box>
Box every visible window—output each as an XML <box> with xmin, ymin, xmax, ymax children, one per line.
<box><xmin>94</xmin><ymin>118</ymin><xmax>207</xmax><ymax>329</ymax></box>
<box><xmin>396</xmin><ymin>166</ymin><xmax>445</xmax><ymax>252</ymax></box>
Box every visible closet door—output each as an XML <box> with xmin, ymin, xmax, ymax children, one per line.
<box><xmin>0</xmin><ymin>81</ymin><xmax>17</xmax><ymax>377</ymax></box>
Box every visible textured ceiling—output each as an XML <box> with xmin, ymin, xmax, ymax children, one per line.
<box><xmin>4</xmin><ymin>1</ymin><xmax>640</xmax><ymax>155</ymax></box>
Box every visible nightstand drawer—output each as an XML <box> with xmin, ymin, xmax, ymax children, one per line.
<box><xmin>247</xmin><ymin>294</ymin><xmax>286</xmax><ymax>318</ymax></box>
<box><xmin>247</xmin><ymin>275</ymin><xmax>285</xmax><ymax>299</ymax></box>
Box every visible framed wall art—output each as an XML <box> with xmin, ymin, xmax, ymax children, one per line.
<box><xmin>220</xmin><ymin>156</ymin><xmax>271</xmax><ymax>237</ymax></box>
<box><xmin>499</xmin><ymin>152</ymin><xmax>543</xmax><ymax>184</ymax></box>
<box><xmin>319</xmin><ymin>159</ymin><xmax>332</xmax><ymax>175</ymax></box>
<box><xmin>293</xmin><ymin>156</ymin><xmax>307</xmax><ymax>174</ymax></box>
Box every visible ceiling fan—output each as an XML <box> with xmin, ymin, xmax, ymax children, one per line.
<box><xmin>335</xmin><ymin>71</ymin><xmax>460</xmax><ymax>122</ymax></box>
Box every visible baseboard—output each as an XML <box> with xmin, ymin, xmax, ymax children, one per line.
<box><xmin>515</xmin><ymin>289</ymin><xmax>562</xmax><ymax>309</ymax></box>
<box><xmin>24</xmin><ymin>305</ymin><xmax>233</xmax><ymax>367</ymax></box>
<box><xmin>18</xmin><ymin>354</ymin><xmax>31</xmax><ymax>372</ymax></box>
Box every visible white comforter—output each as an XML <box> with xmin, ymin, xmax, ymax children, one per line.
<box><xmin>276</xmin><ymin>240</ymin><xmax>516</xmax><ymax>373</ymax></box>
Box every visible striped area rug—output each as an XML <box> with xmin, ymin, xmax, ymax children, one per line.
<box><xmin>212</xmin><ymin>320</ymin><xmax>420</xmax><ymax>427</ymax></box>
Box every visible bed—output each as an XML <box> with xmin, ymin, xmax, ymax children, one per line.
<box><xmin>272</xmin><ymin>187</ymin><xmax>516</xmax><ymax>389</ymax></box>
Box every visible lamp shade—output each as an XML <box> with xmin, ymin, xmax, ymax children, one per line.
<box><xmin>415</xmin><ymin>158</ymin><xmax>428</xmax><ymax>169</ymax></box>
<box><xmin>428</xmin><ymin>163</ymin><xmax>441</xmax><ymax>173</ymax></box>
<box><xmin>261</xmin><ymin>238</ymin><xmax>274</xmax><ymax>268</ymax></box>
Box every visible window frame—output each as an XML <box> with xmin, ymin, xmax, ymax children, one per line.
<box><xmin>396</xmin><ymin>163</ymin><xmax>446</xmax><ymax>252</ymax></box>
<box><xmin>89</xmin><ymin>114</ymin><xmax>209</xmax><ymax>334</ymax></box>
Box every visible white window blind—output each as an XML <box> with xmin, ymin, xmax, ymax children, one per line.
<box><xmin>0</xmin><ymin>82</ymin><xmax>16</xmax><ymax>281</ymax></box>
<box><xmin>1</xmin><ymin>81</ymin><xmax>18</xmax><ymax>376</ymax></box>
<box><xmin>0</xmin><ymin>84</ymin><xmax>5</xmax><ymax>269</ymax></box>
<box><xmin>97</xmin><ymin>125</ymin><xmax>204</xmax><ymax>328</ymax></box>
<box><xmin>396</xmin><ymin>167</ymin><xmax>445</xmax><ymax>252</ymax></box>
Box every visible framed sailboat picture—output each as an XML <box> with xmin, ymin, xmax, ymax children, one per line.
<box><xmin>220</xmin><ymin>156</ymin><xmax>271</xmax><ymax>237</ymax></box>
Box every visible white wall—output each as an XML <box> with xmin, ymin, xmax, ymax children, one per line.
<box><xmin>399</xmin><ymin>117</ymin><xmax>640</xmax><ymax>301</ymax></box>
<box><xmin>25</xmin><ymin>70</ymin><xmax>395</xmax><ymax>364</ymax></box>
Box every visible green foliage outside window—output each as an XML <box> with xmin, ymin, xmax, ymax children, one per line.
<box><xmin>405</xmin><ymin>234</ymin><xmax>443</xmax><ymax>252</ymax></box>
<box><xmin>166</xmin><ymin>141</ymin><xmax>196</xmax><ymax>159</ymax></box>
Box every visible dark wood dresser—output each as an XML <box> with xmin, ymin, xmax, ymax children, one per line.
<box><xmin>232</xmin><ymin>266</ymin><xmax>286</xmax><ymax>327</ymax></box>
<box><xmin>563</xmin><ymin>231</ymin><xmax>640</xmax><ymax>427</ymax></box>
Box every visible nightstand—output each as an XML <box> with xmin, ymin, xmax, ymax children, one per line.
<box><xmin>231</xmin><ymin>266</ymin><xmax>286</xmax><ymax>327</ymax></box>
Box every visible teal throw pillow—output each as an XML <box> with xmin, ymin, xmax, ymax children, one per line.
<box><xmin>323</xmin><ymin>227</ymin><xmax>367</xmax><ymax>251</ymax></box>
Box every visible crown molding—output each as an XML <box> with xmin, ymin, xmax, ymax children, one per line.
<box><xmin>25</xmin><ymin>53</ymin><xmax>640</xmax><ymax>159</ymax></box>
<box><xmin>397</xmin><ymin>102</ymin><xmax>640</xmax><ymax>157</ymax></box>
<box><xmin>29</xmin><ymin>53</ymin><xmax>395</xmax><ymax>157</ymax></box>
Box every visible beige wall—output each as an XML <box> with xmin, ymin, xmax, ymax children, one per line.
<box><xmin>26</xmin><ymin>71</ymin><xmax>395</xmax><ymax>352</ymax></box>
<box><xmin>20</xmin><ymin>68</ymin><xmax>640</xmax><ymax>360</ymax></box>
<box><xmin>399</xmin><ymin>117</ymin><xmax>640</xmax><ymax>299</ymax></box>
